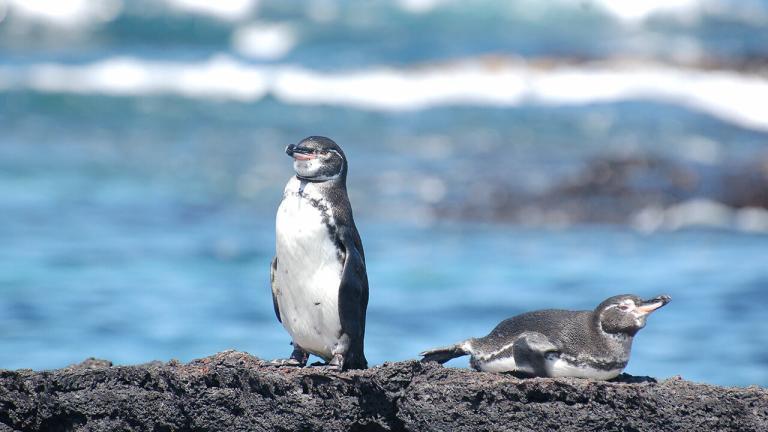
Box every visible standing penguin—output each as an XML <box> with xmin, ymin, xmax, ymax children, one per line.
<box><xmin>421</xmin><ymin>294</ymin><xmax>670</xmax><ymax>379</ymax></box>
<box><xmin>270</xmin><ymin>136</ymin><xmax>368</xmax><ymax>370</ymax></box>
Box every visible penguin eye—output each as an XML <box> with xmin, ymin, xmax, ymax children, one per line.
<box><xmin>618</xmin><ymin>304</ymin><xmax>631</xmax><ymax>311</ymax></box>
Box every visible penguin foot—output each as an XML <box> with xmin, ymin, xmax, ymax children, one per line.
<box><xmin>325</xmin><ymin>354</ymin><xmax>344</xmax><ymax>371</ymax></box>
<box><xmin>266</xmin><ymin>358</ymin><xmax>304</xmax><ymax>367</ymax></box>
<box><xmin>267</xmin><ymin>346</ymin><xmax>308</xmax><ymax>367</ymax></box>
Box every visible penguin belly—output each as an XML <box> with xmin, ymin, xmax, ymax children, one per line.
<box><xmin>477</xmin><ymin>356</ymin><xmax>622</xmax><ymax>379</ymax></box>
<box><xmin>543</xmin><ymin>355</ymin><xmax>624</xmax><ymax>380</ymax></box>
<box><xmin>275</xmin><ymin>191</ymin><xmax>343</xmax><ymax>361</ymax></box>
<box><xmin>473</xmin><ymin>351</ymin><xmax>534</xmax><ymax>375</ymax></box>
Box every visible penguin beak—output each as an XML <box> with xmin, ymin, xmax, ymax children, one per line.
<box><xmin>285</xmin><ymin>144</ymin><xmax>317</xmax><ymax>161</ymax></box>
<box><xmin>637</xmin><ymin>295</ymin><xmax>671</xmax><ymax>314</ymax></box>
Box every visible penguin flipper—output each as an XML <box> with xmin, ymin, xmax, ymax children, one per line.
<box><xmin>420</xmin><ymin>342</ymin><xmax>470</xmax><ymax>364</ymax></box>
<box><xmin>337</xmin><ymin>226</ymin><xmax>369</xmax><ymax>369</ymax></box>
<box><xmin>270</xmin><ymin>256</ymin><xmax>281</xmax><ymax>323</ymax></box>
<box><xmin>512</xmin><ymin>332</ymin><xmax>559</xmax><ymax>377</ymax></box>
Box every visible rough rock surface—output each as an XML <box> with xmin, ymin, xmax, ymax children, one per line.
<box><xmin>0</xmin><ymin>351</ymin><xmax>765</xmax><ymax>432</ymax></box>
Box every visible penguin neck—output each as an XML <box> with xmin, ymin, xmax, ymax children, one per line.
<box><xmin>294</xmin><ymin>175</ymin><xmax>346</xmax><ymax>195</ymax></box>
<box><xmin>295</xmin><ymin>167</ymin><xmax>347</xmax><ymax>185</ymax></box>
<box><xmin>296</xmin><ymin>174</ymin><xmax>330</xmax><ymax>183</ymax></box>
<box><xmin>590</xmin><ymin>313</ymin><xmax>634</xmax><ymax>355</ymax></box>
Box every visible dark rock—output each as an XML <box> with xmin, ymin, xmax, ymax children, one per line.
<box><xmin>64</xmin><ymin>358</ymin><xmax>113</xmax><ymax>370</ymax></box>
<box><xmin>0</xmin><ymin>351</ymin><xmax>766</xmax><ymax>431</ymax></box>
<box><xmin>435</xmin><ymin>155</ymin><xmax>768</xmax><ymax>226</ymax></box>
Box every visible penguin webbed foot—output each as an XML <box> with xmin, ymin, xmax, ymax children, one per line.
<box><xmin>308</xmin><ymin>354</ymin><xmax>345</xmax><ymax>370</ymax></box>
<box><xmin>267</xmin><ymin>358</ymin><xmax>305</xmax><ymax>367</ymax></box>
<box><xmin>327</xmin><ymin>353</ymin><xmax>344</xmax><ymax>371</ymax></box>
<box><xmin>310</xmin><ymin>354</ymin><xmax>344</xmax><ymax>371</ymax></box>
<box><xmin>267</xmin><ymin>346</ymin><xmax>309</xmax><ymax>368</ymax></box>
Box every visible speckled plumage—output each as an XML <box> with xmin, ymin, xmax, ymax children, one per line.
<box><xmin>271</xmin><ymin>136</ymin><xmax>368</xmax><ymax>370</ymax></box>
<box><xmin>421</xmin><ymin>294</ymin><xmax>670</xmax><ymax>379</ymax></box>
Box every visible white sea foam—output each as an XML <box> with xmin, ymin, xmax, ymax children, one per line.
<box><xmin>0</xmin><ymin>0</ymin><xmax>254</xmax><ymax>28</ymax></box>
<box><xmin>1</xmin><ymin>56</ymin><xmax>768</xmax><ymax>132</ymax></box>
<box><xmin>591</xmin><ymin>0</ymin><xmax>703</xmax><ymax>23</ymax></box>
<box><xmin>271</xmin><ymin>63</ymin><xmax>528</xmax><ymax>109</ymax></box>
<box><xmin>10</xmin><ymin>56</ymin><xmax>268</xmax><ymax>100</ymax></box>
<box><xmin>393</xmin><ymin>0</ymin><xmax>752</xmax><ymax>24</ymax></box>
<box><xmin>735</xmin><ymin>207</ymin><xmax>768</xmax><ymax>233</ymax></box>
<box><xmin>632</xmin><ymin>200</ymin><xmax>768</xmax><ymax>233</ymax></box>
<box><xmin>665</xmin><ymin>199</ymin><xmax>734</xmax><ymax>230</ymax></box>
<box><xmin>396</xmin><ymin>0</ymin><xmax>449</xmax><ymax>14</ymax></box>
<box><xmin>2</xmin><ymin>0</ymin><xmax>123</xmax><ymax>27</ymax></box>
<box><xmin>232</xmin><ymin>22</ymin><xmax>297</xmax><ymax>60</ymax></box>
<box><xmin>3</xmin><ymin>0</ymin><xmax>764</xmax><ymax>30</ymax></box>
<box><xmin>163</xmin><ymin>0</ymin><xmax>257</xmax><ymax>21</ymax></box>
<box><xmin>272</xmin><ymin>60</ymin><xmax>768</xmax><ymax>131</ymax></box>
<box><xmin>595</xmin><ymin>0</ymin><xmax>768</xmax><ymax>25</ymax></box>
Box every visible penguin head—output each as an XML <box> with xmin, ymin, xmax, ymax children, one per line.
<box><xmin>595</xmin><ymin>294</ymin><xmax>671</xmax><ymax>337</ymax></box>
<box><xmin>285</xmin><ymin>136</ymin><xmax>347</xmax><ymax>182</ymax></box>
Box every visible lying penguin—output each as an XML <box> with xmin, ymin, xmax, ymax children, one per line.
<box><xmin>421</xmin><ymin>294</ymin><xmax>670</xmax><ymax>379</ymax></box>
<box><xmin>270</xmin><ymin>136</ymin><xmax>369</xmax><ymax>371</ymax></box>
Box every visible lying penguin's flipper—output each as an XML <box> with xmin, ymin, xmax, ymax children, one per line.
<box><xmin>336</xmin><ymin>226</ymin><xmax>369</xmax><ymax>370</ymax></box>
<box><xmin>420</xmin><ymin>342</ymin><xmax>471</xmax><ymax>364</ymax></box>
<box><xmin>512</xmin><ymin>332</ymin><xmax>560</xmax><ymax>377</ymax></box>
<box><xmin>270</xmin><ymin>256</ymin><xmax>281</xmax><ymax>323</ymax></box>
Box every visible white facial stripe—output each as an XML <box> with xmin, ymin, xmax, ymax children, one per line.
<box><xmin>603</xmin><ymin>303</ymin><xmax>629</xmax><ymax>312</ymax></box>
<box><xmin>599</xmin><ymin>300</ymin><xmax>640</xmax><ymax>333</ymax></box>
<box><xmin>612</xmin><ymin>299</ymin><xmax>637</xmax><ymax>313</ymax></box>
<box><xmin>325</xmin><ymin>149</ymin><xmax>345</xmax><ymax>172</ymax></box>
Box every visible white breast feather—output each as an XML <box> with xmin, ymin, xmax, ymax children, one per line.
<box><xmin>544</xmin><ymin>357</ymin><xmax>623</xmax><ymax>380</ymax></box>
<box><xmin>274</xmin><ymin>177</ymin><xmax>343</xmax><ymax>360</ymax></box>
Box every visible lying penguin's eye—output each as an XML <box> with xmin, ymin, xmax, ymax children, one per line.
<box><xmin>618</xmin><ymin>304</ymin><xmax>631</xmax><ymax>311</ymax></box>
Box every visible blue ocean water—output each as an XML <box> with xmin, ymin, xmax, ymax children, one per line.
<box><xmin>1</xmin><ymin>0</ymin><xmax>767</xmax><ymax>387</ymax></box>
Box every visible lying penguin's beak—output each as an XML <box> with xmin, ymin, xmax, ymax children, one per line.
<box><xmin>285</xmin><ymin>144</ymin><xmax>316</xmax><ymax>160</ymax></box>
<box><xmin>637</xmin><ymin>295</ymin><xmax>671</xmax><ymax>314</ymax></box>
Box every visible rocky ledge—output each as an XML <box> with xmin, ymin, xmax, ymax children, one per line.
<box><xmin>1</xmin><ymin>351</ymin><xmax>765</xmax><ymax>431</ymax></box>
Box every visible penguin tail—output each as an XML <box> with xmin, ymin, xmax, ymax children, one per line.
<box><xmin>343</xmin><ymin>348</ymin><xmax>368</xmax><ymax>370</ymax></box>
<box><xmin>420</xmin><ymin>341</ymin><xmax>471</xmax><ymax>364</ymax></box>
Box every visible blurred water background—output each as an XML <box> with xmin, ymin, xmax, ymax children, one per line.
<box><xmin>1</xmin><ymin>0</ymin><xmax>767</xmax><ymax>386</ymax></box>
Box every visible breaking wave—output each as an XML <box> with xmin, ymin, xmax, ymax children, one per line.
<box><xmin>2</xmin><ymin>55</ymin><xmax>767</xmax><ymax>132</ymax></box>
